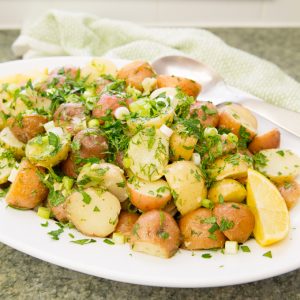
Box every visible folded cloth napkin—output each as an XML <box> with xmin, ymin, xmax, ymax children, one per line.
<box><xmin>12</xmin><ymin>10</ymin><xmax>300</xmax><ymax>112</ymax></box>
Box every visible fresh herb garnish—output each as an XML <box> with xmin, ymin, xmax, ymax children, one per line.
<box><xmin>263</xmin><ymin>251</ymin><xmax>272</xmax><ymax>258</ymax></box>
<box><xmin>202</xmin><ymin>253</ymin><xmax>212</xmax><ymax>259</ymax></box>
<box><xmin>241</xmin><ymin>245</ymin><xmax>251</xmax><ymax>253</ymax></box>
<box><xmin>103</xmin><ymin>238</ymin><xmax>115</xmax><ymax>245</ymax></box>
<box><xmin>71</xmin><ymin>239</ymin><xmax>96</xmax><ymax>245</ymax></box>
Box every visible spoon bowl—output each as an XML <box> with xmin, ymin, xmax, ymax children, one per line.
<box><xmin>152</xmin><ymin>55</ymin><xmax>300</xmax><ymax>138</ymax></box>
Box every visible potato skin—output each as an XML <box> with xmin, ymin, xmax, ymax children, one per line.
<box><xmin>114</xmin><ymin>211</ymin><xmax>139</xmax><ymax>241</ymax></box>
<box><xmin>179</xmin><ymin>208</ymin><xmax>225</xmax><ymax>250</ymax></box>
<box><xmin>117</xmin><ymin>60</ymin><xmax>156</xmax><ymax>91</ymax></box>
<box><xmin>130</xmin><ymin>210</ymin><xmax>181</xmax><ymax>258</ymax></box>
<box><xmin>73</xmin><ymin>128</ymin><xmax>108</xmax><ymax>160</ymax></box>
<box><xmin>127</xmin><ymin>179</ymin><xmax>171</xmax><ymax>212</ymax></box>
<box><xmin>219</xmin><ymin>104</ymin><xmax>257</xmax><ymax>139</ymax></box>
<box><xmin>61</xmin><ymin>154</ymin><xmax>78</xmax><ymax>178</ymax></box>
<box><xmin>189</xmin><ymin>101</ymin><xmax>219</xmax><ymax>127</ymax></box>
<box><xmin>208</xmin><ymin>179</ymin><xmax>247</xmax><ymax>203</ymax></box>
<box><xmin>248</xmin><ymin>129</ymin><xmax>280</xmax><ymax>154</ymax></box>
<box><xmin>157</xmin><ymin>75</ymin><xmax>201</xmax><ymax>98</ymax></box>
<box><xmin>48</xmin><ymin>200</ymin><xmax>68</xmax><ymax>222</ymax></box>
<box><xmin>277</xmin><ymin>181</ymin><xmax>300</xmax><ymax>210</ymax></box>
<box><xmin>92</xmin><ymin>94</ymin><xmax>131</xmax><ymax>121</ymax></box>
<box><xmin>67</xmin><ymin>188</ymin><xmax>121</xmax><ymax>237</ymax></box>
<box><xmin>6</xmin><ymin>159</ymin><xmax>48</xmax><ymax>209</ymax></box>
<box><xmin>214</xmin><ymin>203</ymin><xmax>255</xmax><ymax>243</ymax></box>
<box><xmin>53</xmin><ymin>103</ymin><xmax>86</xmax><ymax>135</ymax></box>
<box><xmin>7</xmin><ymin>114</ymin><xmax>48</xmax><ymax>143</ymax></box>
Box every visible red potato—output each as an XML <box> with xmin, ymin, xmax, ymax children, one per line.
<box><xmin>95</xmin><ymin>78</ymin><xmax>112</xmax><ymax>94</ymax></box>
<box><xmin>157</xmin><ymin>75</ymin><xmax>201</xmax><ymax>98</ymax></box>
<box><xmin>61</xmin><ymin>128</ymin><xmax>109</xmax><ymax>178</ymax></box>
<box><xmin>53</xmin><ymin>103</ymin><xmax>86</xmax><ymax>135</ymax></box>
<box><xmin>117</xmin><ymin>60</ymin><xmax>156</xmax><ymax>91</ymax></box>
<box><xmin>49</xmin><ymin>66</ymin><xmax>79</xmax><ymax>80</ymax></box>
<box><xmin>7</xmin><ymin>114</ymin><xmax>48</xmax><ymax>143</ymax></box>
<box><xmin>114</xmin><ymin>211</ymin><xmax>140</xmax><ymax>241</ymax></box>
<box><xmin>61</xmin><ymin>154</ymin><xmax>78</xmax><ymax>178</ymax></box>
<box><xmin>218</xmin><ymin>104</ymin><xmax>257</xmax><ymax>139</ymax></box>
<box><xmin>190</xmin><ymin>101</ymin><xmax>219</xmax><ymax>127</ymax></box>
<box><xmin>6</xmin><ymin>159</ymin><xmax>48</xmax><ymax>209</ymax></box>
<box><xmin>179</xmin><ymin>208</ymin><xmax>225</xmax><ymax>250</ymax></box>
<box><xmin>127</xmin><ymin>178</ymin><xmax>172</xmax><ymax>212</ymax></box>
<box><xmin>277</xmin><ymin>181</ymin><xmax>300</xmax><ymax>210</ymax></box>
<box><xmin>73</xmin><ymin>128</ymin><xmax>108</xmax><ymax>160</ymax></box>
<box><xmin>248</xmin><ymin>129</ymin><xmax>280</xmax><ymax>154</ymax></box>
<box><xmin>213</xmin><ymin>203</ymin><xmax>255</xmax><ymax>243</ymax></box>
<box><xmin>92</xmin><ymin>94</ymin><xmax>131</xmax><ymax>122</ymax></box>
<box><xmin>48</xmin><ymin>200</ymin><xmax>68</xmax><ymax>223</ymax></box>
<box><xmin>130</xmin><ymin>210</ymin><xmax>181</xmax><ymax>258</ymax></box>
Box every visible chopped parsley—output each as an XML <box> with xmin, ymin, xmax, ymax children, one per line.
<box><xmin>103</xmin><ymin>238</ymin><xmax>115</xmax><ymax>245</ymax></box>
<box><xmin>219</xmin><ymin>218</ymin><xmax>234</xmax><ymax>231</ymax></box>
<box><xmin>201</xmin><ymin>253</ymin><xmax>212</xmax><ymax>259</ymax></box>
<box><xmin>253</xmin><ymin>152</ymin><xmax>268</xmax><ymax>168</ymax></box>
<box><xmin>81</xmin><ymin>191</ymin><xmax>92</xmax><ymax>204</ymax></box>
<box><xmin>241</xmin><ymin>245</ymin><xmax>251</xmax><ymax>253</ymax></box>
<box><xmin>263</xmin><ymin>251</ymin><xmax>272</xmax><ymax>258</ymax></box>
<box><xmin>71</xmin><ymin>239</ymin><xmax>96</xmax><ymax>245</ymax></box>
<box><xmin>276</xmin><ymin>150</ymin><xmax>285</xmax><ymax>157</ymax></box>
<box><xmin>48</xmin><ymin>228</ymin><xmax>64</xmax><ymax>240</ymax></box>
<box><xmin>238</xmin><ymin>126</ymin><xmax>251</xmax><ymax>149</ymax></box>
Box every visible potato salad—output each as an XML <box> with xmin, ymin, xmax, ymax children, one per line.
<box><xmin>0</xmin><ymin>58</ymin><xmax>299</xmax><ymax>258</ymax></box>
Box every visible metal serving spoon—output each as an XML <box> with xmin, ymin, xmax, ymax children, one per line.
<box><xmin>152</xmin><ymin>55</ymin><xmax>300</xmax><ymax>138</ymax></box>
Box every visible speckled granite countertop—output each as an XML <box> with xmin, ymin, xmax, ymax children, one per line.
<box><xmin>0</xmin><ymin>29</ymin><xmax>300</xmax><ymax>300</ymax></box>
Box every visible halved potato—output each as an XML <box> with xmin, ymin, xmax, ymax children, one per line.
<box><xmin>218</xmin><ymin>104</ymin><xmax>257</xmax><ymax>139</ymax></box>
<box><xmin>127</xmin><ymin>127</ymin><xmax>169</xmax><ymax>181</ymax></box>
<box><xmin>77</xmin><ymin>162</ymin><xmax>128</xmax><ymax>202</ymax></box>
<box><xmin>165</xmin><ymin>161</ymin><xmax>207</xmax><ymax>215</ymax></box>
<box><xmin>214</xmin><ymin>202</ymin><xmax>255</xmax><ymax>243</ymax></box>
<box><xmin>157</xmin><ymin>75</ymin><xmax>201</xmax><ymax>98</ymax></box>
<box><xmin>208</xmin><ymin>179</ymin><xmax>247</xmax><ymax>203</ymax></box>
<box><xmin>169</xmin><ymin>124</ymin><xmax>198</xmax><ymax>161</ymax></box>
<box><xmin>248</xmin><ymin>129</ymin><xmax>280</xmax><ymax>154</ymax></box>
<box><xmin>117</xmin><ymin>60</ymin><xmax>156</xmax><ymax>91</ymax></box>
<box><xmin>6</xmin><ymin>159</ymin><xmax>48</xmax><ymax>209</ymax></box>
<box><xmin>0</xmin><ymin>127</ymin><xmax>25</xmax><ymax>159</ymax></box>
<box><xmin>130</xmin><ymin>210</ymin><xmax>181</xmax><ymax>258</ymax></box>
<box><xmin>67</xmin><ymin>188</ymin><xmax>121</xmax><ymax>237</ymax></box>
<box><xmin>277</xmin><ymin>181</ymin><xmax>300</xmax><ymax>210</ymax></box>
<box><xmin>7</xmin><ymin>114</ymin><xmax>48</xmax><ymax>143</ymax></box>
<box><xmin>114</xmin><ymin>211</ymin><xmax>140</xmax><ymax>241</ymax></box>
<box><xmin>179</xmin><ymin>208</ymin><xmax>225</xmax><ymax>250</ymax></box>
<box><xmin>208</xmin><ymin>153</ymin><xmax>253</xmax><ymax>181</ymax></box>
<box><xmin>25</xmin><ymin>129</ymin><xmax>70</xmax><ymax>168</ymax></box>
<box><xmin>127</xmin><ymin>178</ymin><xmax>171</xmax><ymax>212</ymax></box>
<box><xmin>255</xmin><ymin>149</ymin><xmax>300</xmax><ymax>183</ymax></box>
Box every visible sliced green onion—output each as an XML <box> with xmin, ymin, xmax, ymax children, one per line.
<box><xmin>87</xmin><ymin>119</ymin><xmax>100</xmax><ymax>128</ymax></box>
<box><xmin>37</xmin><ymin>207</ymin><xmax>51</xmax><ymax>219</ymax></box>
<box><xmin>62</xmin><ymin>176</ymin><xmax>74</xmax><ymax>192</ymax></box>
<box><xmin>224</xmin><ymin>241</ymin><xmax>238</xmax><ymax>255</ymax></box>
<box><xmin>241</xmin><ymin>245</ymin><xmax>251</xmax><ymax>253</ymax></box>
<box><xmin>112</xmin><ymin>232</ymin><xmax>125</xmax><ymax>244</ymax></box>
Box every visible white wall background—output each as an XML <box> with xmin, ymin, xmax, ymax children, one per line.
<box><xmin>0</xmin><ymin>0</ymin><xmax>299</xmax><ymax>28</ymax></box>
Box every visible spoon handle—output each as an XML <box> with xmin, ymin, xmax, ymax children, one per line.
<box><xmin>238</xmin><ymin>98</ymin><xmax>300</xmax><ymax>138</ymax></box>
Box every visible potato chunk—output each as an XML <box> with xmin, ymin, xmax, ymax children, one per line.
<box><xmin>67</xmin><ymin>188</ymin><xmax>121</xmax><ymax>237</ymax></box>
<box><xmin>130</xmin><ymin>210</ymin><xmax>181</xmax><ymax>258</ymax></box>
<box><xmin>6</xmin><ymin>159</ymin><xmax>48</xmax><ymax>209</ymax></box>
<box><xmin>179</xmin><ymin>208</ymin><xmax>225</xmax><ymax>250</ymax></box>
<box><xmin>117</xmin><ymin>60</ymin><xmax>156</xmax><ymax>91</ymax></box>
<box><xmin>219</xmin><ymin>104</ymin><xmax>257</xmax><ymax>139</ymax></box>
<box><xmin>255</xmin><ymin>149</ymin><xmax>300</xmax><ymax>183</ymax></box>
<box><xmin>248</xmin><ymin>129</ymin><xmax>280</xmax><ymax>154</ymax></box>
<box><xmin>127</xmin><ymin>127</ymin><xmax>169</xmax><ymax>181</ymax></box>
<box><xmin>165</xmin><ymin>161</ymin><xmax>207</xmax><ymax>215</ymax></box>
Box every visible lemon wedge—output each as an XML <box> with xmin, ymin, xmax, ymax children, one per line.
<box><xmin>247</xmin><ymin>168</ymin><xmax>289</xmax><ymax>246</ymax></box>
